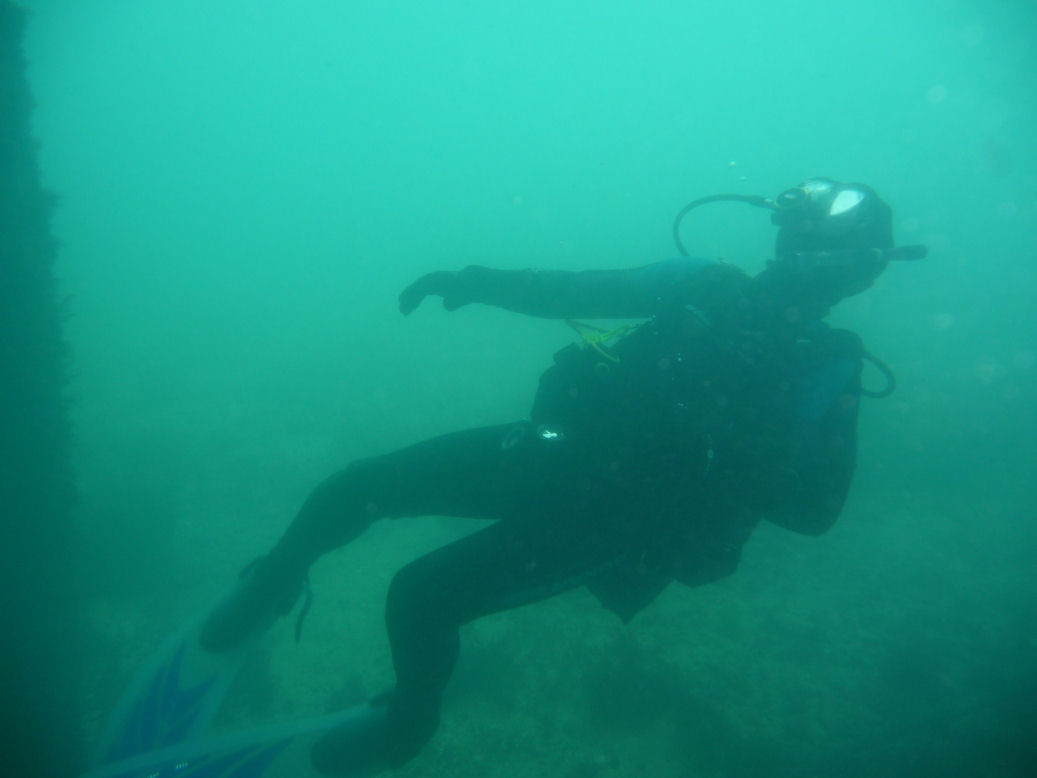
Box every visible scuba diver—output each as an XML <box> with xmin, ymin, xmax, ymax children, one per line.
<box><xmin>199</xmin><ymin>177</ymin><xmax>925</xmax><ymax>775</ymax></box>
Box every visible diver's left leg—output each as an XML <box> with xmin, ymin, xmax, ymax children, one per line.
<box><xmin>311</xmin><ymin>504</ymin><xmax>638</xmax><ymax>773</ymax></box>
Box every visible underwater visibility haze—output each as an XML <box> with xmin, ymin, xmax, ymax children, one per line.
<box><xmin>12</xmin><ymin>0</ymin><xmax>1037</xmax><ymax>775</ymax></box>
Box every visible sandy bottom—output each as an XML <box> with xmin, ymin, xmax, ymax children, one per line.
<box><xmin>81</xmin><ymin>486</ymin><xmax>1035</xmax><ymax>778</ymax></box>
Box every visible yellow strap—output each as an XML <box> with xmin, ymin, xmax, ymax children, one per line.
<box><xmin>565</xmin><ymin>319</ymin><xmax>637</xmax><ymax>363</ymax></box>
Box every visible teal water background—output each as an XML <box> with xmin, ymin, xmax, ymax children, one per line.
<box><xmin>21</xmin><ymin>1</ymin><xmax>1036</xmax><ymax>775</ymax></box>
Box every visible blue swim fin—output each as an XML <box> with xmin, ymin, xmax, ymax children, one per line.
<box><xmin>92</xmin><ymin>593</ymin><xmax>253</xmax><ymax>766</ymax></box>
<box><xmin>82</xmin><ymin>703</ymin><xmax>382</xmax><ymax>778</ymax></box>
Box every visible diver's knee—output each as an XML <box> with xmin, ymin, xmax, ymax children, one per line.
<box><xmin>309</xmin><ymin>462</ymin><xmax>364</xmax><ymax>504</ymax></box>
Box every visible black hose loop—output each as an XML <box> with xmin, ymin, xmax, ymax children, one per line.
<box><xmin>861</xmin><ymin>350</ymin><xmax>896</xmax><ymax>398</ymax></box>
<box><xmin>672</xmin><ymin>194</ymin><xmax>774</xmax><ymax>255</ymax></box>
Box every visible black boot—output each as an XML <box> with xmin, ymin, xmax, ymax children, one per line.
<box><xmin>199</xmin><ymin>556</ymin><xmax>304</xmax><ymax>653</ymax></box>
<box><xmin>310</xmin><ymin>695</ymin><xmax>392</xmax><ymax>776</ymax></box>
<box><xmin>309</xmin><ymin>692</ymin><xmax>439</xmax><ymax>775</ymax></box>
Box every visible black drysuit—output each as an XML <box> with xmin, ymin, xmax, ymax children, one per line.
<box><xmin>264</xmin><ymin>257</ymin><xmax>865</xmax><ymax>764</ymax></box>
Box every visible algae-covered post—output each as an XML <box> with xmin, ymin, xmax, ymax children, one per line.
<box><xmin>0</xmin><ymin>2</ymin><xmax>81</xmax><ymax>776</ymax></box>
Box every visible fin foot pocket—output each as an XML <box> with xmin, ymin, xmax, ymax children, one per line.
<box><xmin>199</xmin><ymin>556</ymin><xmax>304</xmax><ymax>653</ymax></box>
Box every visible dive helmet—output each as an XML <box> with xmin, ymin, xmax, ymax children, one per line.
<box><xmin>771</xmin><ymin>178</ymin><xmax>893</xmax><ymax>257</ymax></box>
<box><xmin>672</xmin><ymin>178</ymin><xmax>925</xmax><ymax>269</ymax></box>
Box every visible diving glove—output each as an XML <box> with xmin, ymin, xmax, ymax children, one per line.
<box><xmin>398</xmin><ymin>270</ymin><xmax>472</xmax><ymax>314</ymax></box>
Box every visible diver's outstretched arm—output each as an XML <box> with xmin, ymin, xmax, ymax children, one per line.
<box><xmin>399</xmin><ymin>258</ymin><xmax>748</xmax><ymax>320</ymax></box>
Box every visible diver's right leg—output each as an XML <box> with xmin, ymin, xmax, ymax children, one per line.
<box><xmin>199</xmin><ymin>424</ymin><xmax>523</xmax><ymax>653</ymax></box>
